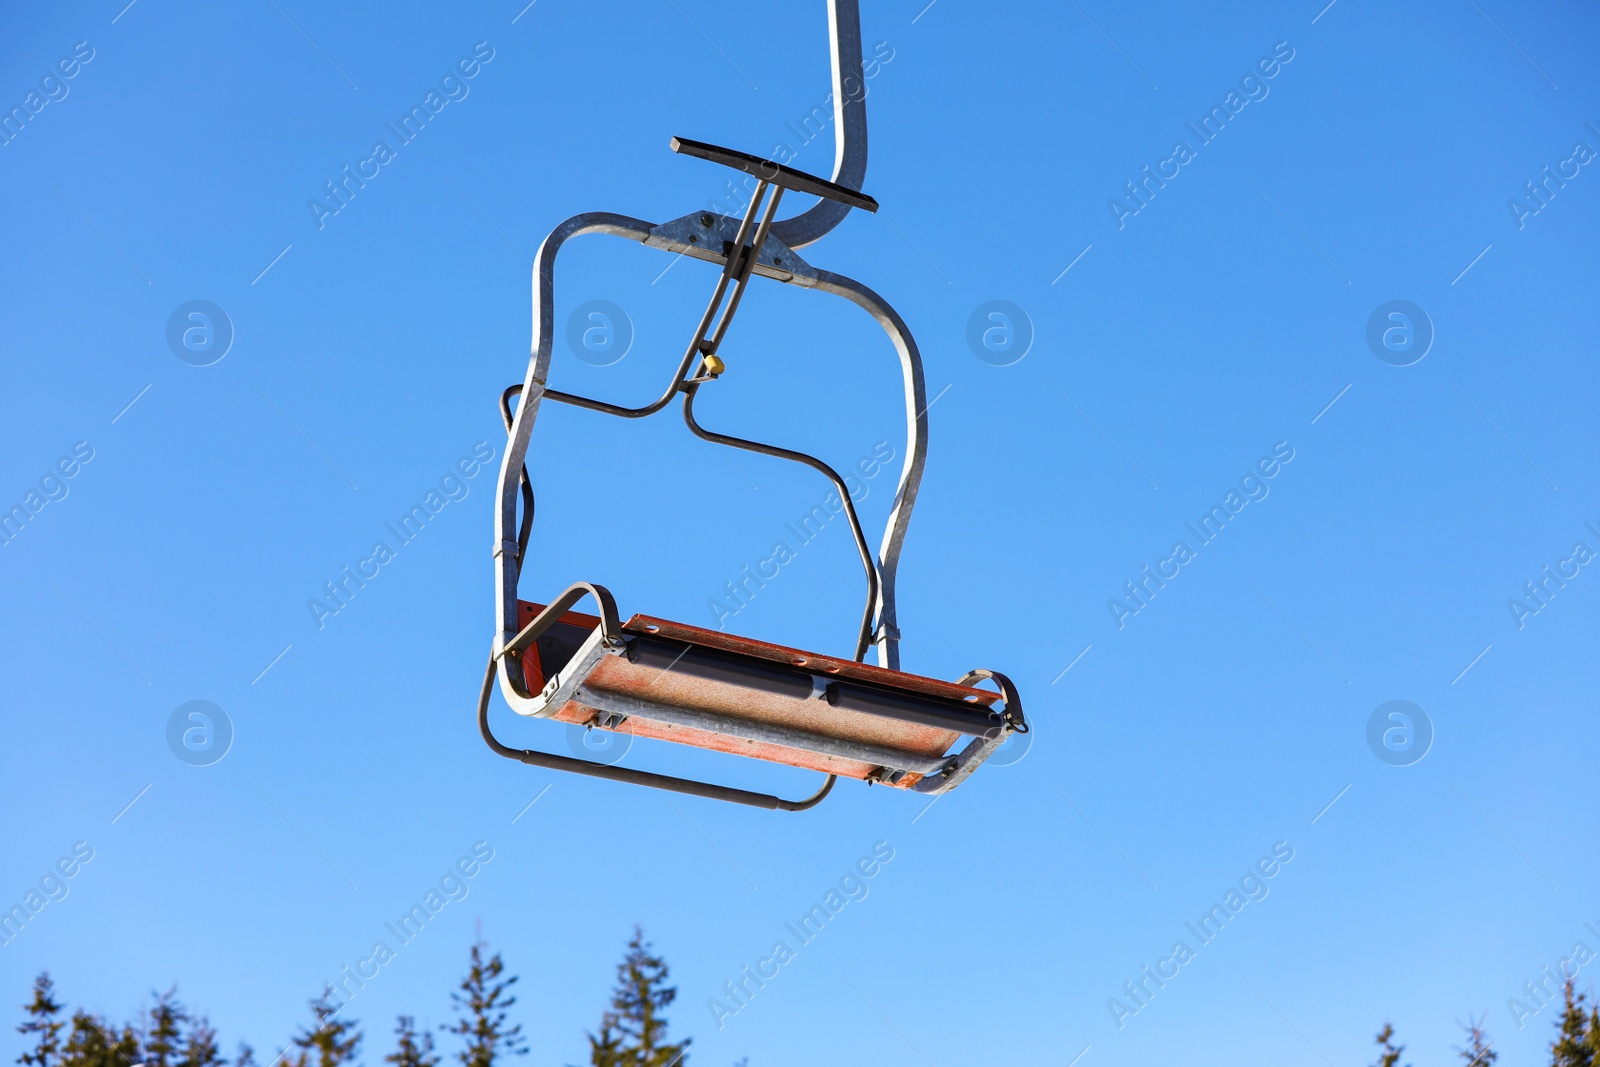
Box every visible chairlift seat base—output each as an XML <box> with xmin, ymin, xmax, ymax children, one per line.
<box><xmin>512</xmin><ymin>599</ymin><xmax>1009</xmax><ymax>791</ymax></box>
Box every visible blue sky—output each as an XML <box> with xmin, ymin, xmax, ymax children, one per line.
<box><xmin>2</xmin><ymin>1</ymin><xmax>1598</xmax><ymax>1065</ymax></box>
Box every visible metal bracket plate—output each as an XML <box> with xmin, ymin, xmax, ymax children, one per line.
<box><xmin>645</xmin><ymin>210</ymin><xmax>818</xmax><ymax>286</ymax></box>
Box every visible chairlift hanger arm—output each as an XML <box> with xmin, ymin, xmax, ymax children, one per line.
<box><xmin>768</xmin><ymin>0</ymin><xmax>869</xmax><ymax>249</ymax></box>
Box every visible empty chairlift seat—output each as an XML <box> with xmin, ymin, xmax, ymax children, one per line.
<box><xmin>476</xmin><ymin>0</ymin><xmax>1027</xmax><ymax>810</ymax></box>
<box><xmin>509</xmin><ymin>593</ymin><xmax>1020</xmax><ymax>793</ymax></box>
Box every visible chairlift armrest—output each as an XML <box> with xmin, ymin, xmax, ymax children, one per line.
<box><xmin>504</xmin><ymin>581</ymin><xmax>623</xmax><ymax>659</ymax></box>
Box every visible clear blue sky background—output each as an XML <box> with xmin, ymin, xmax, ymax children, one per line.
<box><xmin>3</xmin><ymin>1</ymin><xmax>1598</xmax><ymax>1065</ymax></box>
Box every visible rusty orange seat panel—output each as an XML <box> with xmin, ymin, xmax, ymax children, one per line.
<box><xmin>514</xmin><ymin>601</ymin><xmax>1003</xmax><ymax>789</ymax></box>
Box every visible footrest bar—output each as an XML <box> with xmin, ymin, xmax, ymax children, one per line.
<box><xmin>478</xmin><ymin>657</ymin><xmax>835</xmax><ymax>812</ymax></box>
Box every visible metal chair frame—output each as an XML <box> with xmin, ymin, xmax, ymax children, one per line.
<box><xmin>477</xmin><ymin>0</ymin><xmax>1024</xmax><ymax>810</ymax></box>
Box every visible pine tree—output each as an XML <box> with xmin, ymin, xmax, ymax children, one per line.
<box><xmin>1454</xmin><ymin>1015</ymin><xmax>1496</xmax><ymax>1067</ymax></box>
<box><xmin>142</xmin><ymin>991</ymin><xmax>187</xmax><ymax>1067</ymax></box>
<box><xmin>18</xmin><ymin>975</ymin><xmax>65</xmax><ymax>1067</ymax></box>
<box><xmin>447</xmin><ymin>941</ymin><xmax>526</xmax><ymax>1067</ymax></box>
<box><xmin>60</xmin><ymin>1011</ymin><xmax>141</xmax><ymax>1067</ymax></box>
<box><xmin>584</xmin><ymin>1021</ymin><xmax>624</xmax><ymax>1067</ymax></box>
<box><xmin>286</xmin><ymin>989</ymin><xmax>361</xmax><ymax>1067</ymax></box>
<box><xmin>177</xmin><ymin>1017</ymin><xmax>225</xmax><ymax>1067</ymax></box>
<box><xmin>1551</xmin><ymin>981</ymin><xmax>1595</xmax><ymax>1067</ymax></box>
<box><xmin>1372</xmin><ymin>1023</ymin><xmax>1408</xmax><ymax>1067</ymax></box>
<box><xmin>59</xmin><ymin>1013</ymin><xmax>112</xmax><ymax>1067</ymax></box>
<box><xmin>587</xmin><ymin>928</ymin><xmax>688</xmax><ymax>1067</ymax></box>
<box><xmin>384</xmin><ymin>1018</ymin><xmax>437</xmax><ymax>1067</ymax></box>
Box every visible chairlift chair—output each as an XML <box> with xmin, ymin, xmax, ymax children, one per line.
<box><xmin>477</xmin><ymin>0</ymin><xmax>1026</xmax><ymax>810</ymax></box>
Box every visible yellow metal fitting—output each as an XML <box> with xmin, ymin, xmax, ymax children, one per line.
<box><xmin>703</xmin><ymin>354</ymin><xmax>726</xmax><ymax>376</ymax></box>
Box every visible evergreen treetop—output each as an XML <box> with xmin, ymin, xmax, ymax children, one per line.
<box><xmin>142</xmin><ymin>990</ymin><xmax>187</xmax><ymax>1067</ymax></box>
<box><xmin>586</xmin><ymin>927</ymin><xmax>688</xmax><ymax>1067</ymax></box>
<box><xmin>287</xmin><ymin>990</ymin><xmax>361</xmax><ymax>1067</ymax></box>
<box><xmin>177</xmin><ymin>1017</ymin><xmax>224</xmax><ymax>1067</ymax></box>
<box><xmin>18</xmin><ymin>975</ymin><xmax>65</xmax><ymax>1067</ymax></box>
<box><xmin>59</xmin><ymin>1010</ymin><xmax>140</xmax><ymax>1067</ymax></box>
<box><xmin>384</xmin><ymin>1017</ymin><xmax>437</xmax><ymax>1067</ymax></box>
<box><xmin>19</xmin><ymin>942</ymin><xmax>1600</xmax><ymax>1067</ymax></box>
<box><xmin>447</xmin><ymin>941</ymin><xmax>527</xmax><ymax>1067</ymax></box>
<box><xmin>1455</xmin><ymin>1014</ymin><xmax>1497</xmax><ymax>1067</ymax></box>
<box><xmin>1552</xmin><ymin>981</ymin><xmax>1596</xmax><ymax>1067</ymax></box>
<box><xmin>1373</xmin><ymin>1023</ymin><xmax>1408</xmax><ymax>1067</ymax></box>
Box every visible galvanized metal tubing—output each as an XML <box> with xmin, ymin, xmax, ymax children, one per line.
<box><xmin>479</xmin><ymin>0</ymin><xmax>955</xmax><ymax>809</ymax></box>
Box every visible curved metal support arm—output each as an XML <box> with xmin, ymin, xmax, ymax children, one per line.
<box><xmin>496</xmin><ymin>219</ymin><xmax>930</xmax><ymax>690</ymax></box>
<box><xmin>495</xmin><ymin>212</ymin><xmax>655</xmax><ymax>661</ymax></box>
<box><xmin>769</xmin><ymin>0</ymin><xmax>869</xmax><ymax>249</ymax></box>
<box><xmin>810</xmin><ymin>268</ymin><xmax>930</xmax><ymax>671</ymax></box>
<box><xmin>681</xmin><ymin>383</ymin><xmax>880</xmax><ymax>661</ymax></box>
